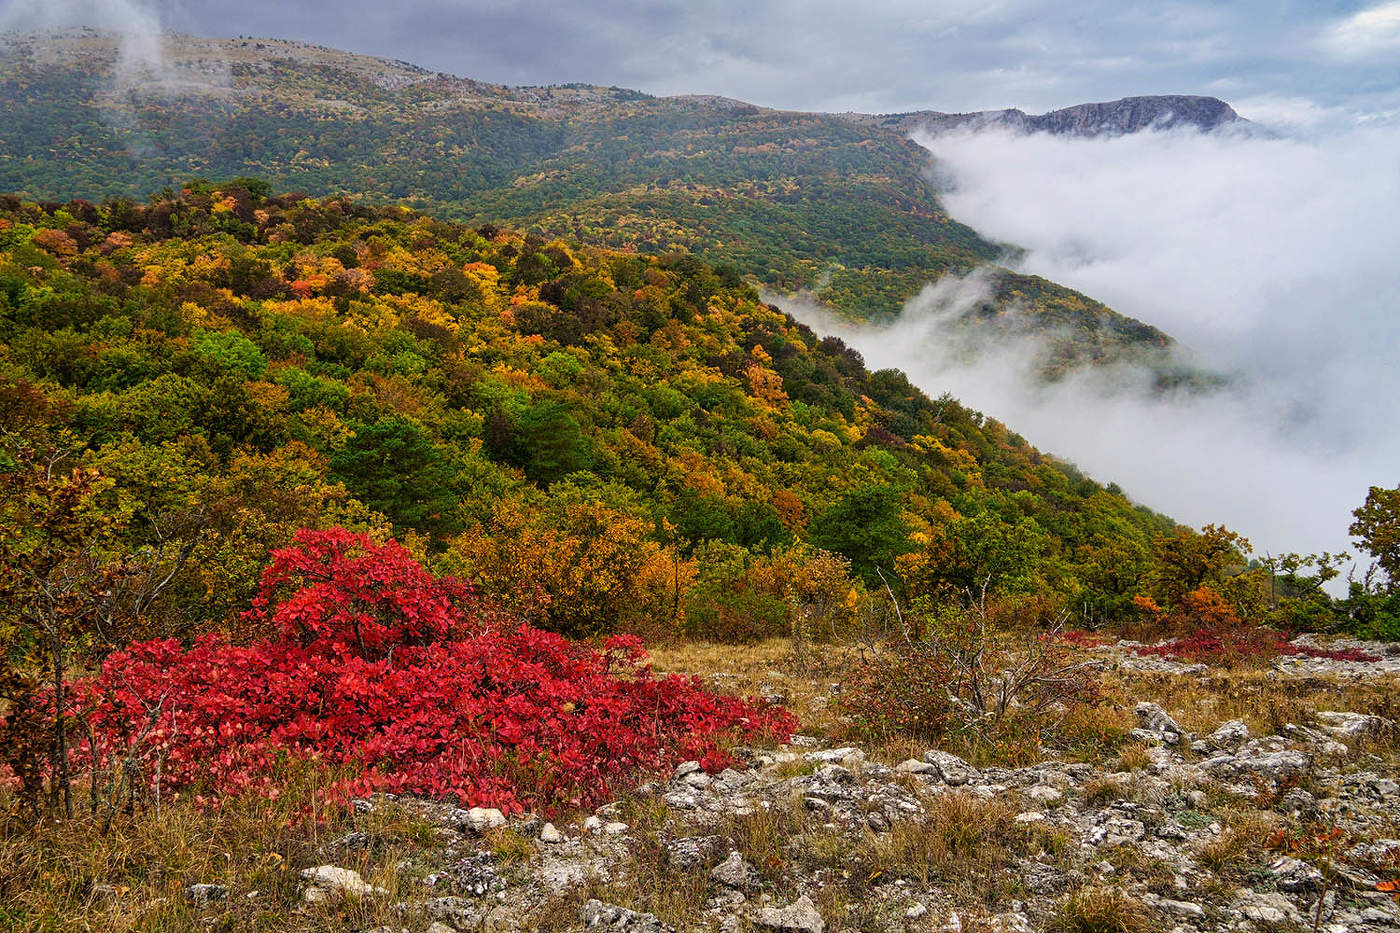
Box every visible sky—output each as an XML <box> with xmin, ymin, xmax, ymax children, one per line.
<box><xmin>2</xmin><ymin>1</ymin><xmax>1400</xmax><ymax>120</ymax></box>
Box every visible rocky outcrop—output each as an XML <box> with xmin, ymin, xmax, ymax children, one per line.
<box><xmin>846</xmin><ymin>95</ymin><xmax>1247</xmax><ymax>138</ymax></box>
<box><xmin>287</xmin><ymin>708</ymin><xmax>1400</xmax><ymax>933</ymax></box>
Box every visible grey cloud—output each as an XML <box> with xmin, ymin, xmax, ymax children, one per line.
<box><xmin>4</xmin><ymin>0</ymin><xmax>1395</xmax><ymax>116</ymax></box>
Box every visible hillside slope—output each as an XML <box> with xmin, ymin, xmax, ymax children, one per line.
<box><xmin>0</xmin><ymin>183</ymin><xmax>1177</xmax><ymax>634</ymax></box>
<box><xmin>0</xmin><ymin>29</ymin><xmax>1180</xmax><ymax>377</ymax></box>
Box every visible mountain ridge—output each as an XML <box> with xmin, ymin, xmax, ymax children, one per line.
<box><xmin>847</xmin><ymin>94</ymin><xmax>1246</xmax><ymax>138</ymax></box>
<box><xmin>0</xmin><ymin>29</ymin><xmax>1207</xmax><ymax>382</ymax></box>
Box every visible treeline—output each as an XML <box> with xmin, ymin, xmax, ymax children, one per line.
<box><xmin>2</xmin><ymin>183</ymin><xmax>1392</xmax><ymax>661</ymax></box>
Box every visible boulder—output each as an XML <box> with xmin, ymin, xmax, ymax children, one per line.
<box><xmin>1207</xmin><ymin>719</ymin><xmax>1250</xmax><ymax>749</ymax></box>
<box><xmin>752</xmin><ymin>894</ymin><xmax>825</xmax><ymax>933</ymax></box>
<box><xmin>582</xmin><ymin>898</ymin><xmax>676</xmax><ymax>932</ymax></box>
<box><xmin>1316</xmin><ymin>711</ymin><xmax>1391</xmax><ymax>741</ymax></box>
<box><xmin>184</xmin><ymin>883</ymin><xmax>227</xmax><ymax>907</ymax></box>
<box><xmin>709</xmin><ymin>851</ymin><xmax>758</xmax><ymax>889</ymax></box>
<box><xmin>300</xmin><ymin>865</ymin><xmax>386</xmax><ymax>903</ymax></box>
<box><xmin>921</xmin><ymin>750</ymin><xmax>981</xmax><ymax>786</ymax></box>
<box><xmin>1134</xmin><ymin>702</ymin><xmax>1184</xmax><ymax>743</ymax></box>
<box><xmin>453</xmin><ymin>807</ymin><xmax>507</xmax><ymax>834</ymax></box>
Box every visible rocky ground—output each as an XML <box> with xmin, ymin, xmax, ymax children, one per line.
<box><xmin>244</xmin><ymin>637</ymin><xmax>1400</xmax><ymax>933</ymax></box>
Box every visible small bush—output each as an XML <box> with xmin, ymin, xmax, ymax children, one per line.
<box><xmin>837</xmin><ymin>594</ymin><xmax>1106</xmax><ymax>758</ymax></box>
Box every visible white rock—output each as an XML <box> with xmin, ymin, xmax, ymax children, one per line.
<box><xmin>921</xmin><ymin>750</ymin><xmax>981</xmax><ymax>786</ymax></box>
<box><xmin>1024</xmin><ymin>784</ymin><xmax>1063</xmax><ymax>804</ymax></box>
<box><xmin>299</xmin><ymin>865</ymin><xmax>386</xmax><ymax>901</ymax></box>
<box><xmin>1209</xmin><ymin>719</ymin><xmax>1251</xmax><ymax>749</ymax></box>
<box><xmin>1316</xmin><ymin>711</ymin><xmax>1391</xmax><ymax>741</ymax></box>
<box><xmin>457</xmin><ymin>807</ymin><xmax>507</xmax><ymax>834</ymax></box>
<box><xmin>752</xmin><ymin>894</ymin><xmax>825</xmax><ymax>933</ymax></box>
<box><xmin>539</xmin><ymin>822</ymin><xmax>564</xmax><ymax>844</ymax></box>
<box><xmin>710</xmin><ymin>851</ymin><xmax>757</xmax><ymax>889</ymax></box>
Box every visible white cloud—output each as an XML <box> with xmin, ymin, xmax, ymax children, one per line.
<box><xmin>1321</xmin><ymin>1</ymin><xmax>1400</xmax><ymax>59</ymax></box>
<box><xmin>785</xmin><ymin>122</ymin><xmax>1400</xmax><ymax>575</ymax></box>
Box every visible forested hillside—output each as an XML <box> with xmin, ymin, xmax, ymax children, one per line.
<box><xmin>0</xmin><ymin>181</ymin><xmax>1184</xmax><ymax>645</ymax></box>
<box><xmin>0</xmin><ymin>30</ymin><xmax>1177</xmax><ymax>376</ymax></box>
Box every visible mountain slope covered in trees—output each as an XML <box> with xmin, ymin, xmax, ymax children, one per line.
<box><xmin>0</xmin><ymin>30</ymin><xmax>1180</xmax><ymax>378</ymax></box>
<box><xmin>0</xmin><ymin>182</ymin><xmax>1183</xmax><ymax>643</ymax></box>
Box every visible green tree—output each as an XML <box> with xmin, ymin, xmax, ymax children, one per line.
<box><xmin>331</xmin><ymin>419</ymin><xmax>459</xmax><ymax>534</ymax></box>
<box><xmin>1351</xmin><ymin>485</ymin><xmax>1400</xmax><ymax>590</ymax></box>
<box><xmin>809</xmin><ymin>485</ymin><xmax>913</xmax><ymax>584</ymax></box>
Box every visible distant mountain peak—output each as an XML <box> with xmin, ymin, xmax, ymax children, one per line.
<box><xmin>846</xmin><ymin>95</ymin><xmax>1247</xmax><ymax>138</ymax></box>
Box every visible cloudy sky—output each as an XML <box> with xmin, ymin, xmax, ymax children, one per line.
<box><xmin>5</xmin><ymin>0</ymin><xmax>1400</xmax><ymax>120</ymax></box>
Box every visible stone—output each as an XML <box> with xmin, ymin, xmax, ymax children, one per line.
<box><xmin>185</xmin><ymin>883</ymin><xmax>228</xmax><ymax>907</ymax></box>
<box><xmin>710</xmin><ymin>851</ymin><xmax>758</xmax><ymax>889</ymax></box>
<box><xmin>1024</xmin><ymin>784</ymin><xmax>1063</xmax><ymax>805</ymax></box>
<box><xmin>426</xmin><ymin>923</ymin><xmax>456</xmax><ymax>933</ymax></box>
<box><xmin>300</xmin><ymin>865</ymin><xmax>387</xmax><ymax>902</ymax></box>
<box><xmin>1135</xmin><ymin>702</ymin><xmax>1184</xmax><ymax>743</ymax></box>
<box><xmin>1237</xmin><ymin>891</ymin><xmax>1303</xmax><ymax>926</ymax></box>
<box><xmin>1154</xmin><ymin>898</ymin><xmax>1205</xmax><ymax>919</ymax></box>
<box><xmin>1270</xmin><ymin>856</ymin><xmax>1323</xmax><ymax>892</ymax></box>
<box><xmin>460</xmin><ymin>807</ymin><xmax>508</xmax><ymax>834</ymax></box>
<box><xmin>673</xmin><ymin>761</ymin><xmax>702</xmax><ymax>780</ymax></box>
<box><xmin>752</xmin><ymin>894</ymin><xmax>825</xmax><ymax>933</ymax></box>
<box><xmin>906</xmin><ymin>903</ymin><xmax>928</xmax><ymax>919</ymax></box>
<box><xmin>802</xmin><ymin>746</ymin><xmax>862</xmax><ymax>765</ymax></box>
<box><xmin>581</xmin><ymin>898</ymin><xmax>676</xmax><ymax>932</ymax></box>
<box><xmin>1202</xmin><ymin>749</ymin><xmax>1310</xmax><ymax>782</ymax></box>
<box><xmin>667</xmin><ymin>835</ymin><xmax>727</xmax><ymax>870</ymax></box>
<box><xmin>894</xmin><ymin>758</ymin><xmax>939</xmax><ymax>775</ymax></box>
<box><xmin>539</xmin><ymin>822</ymin><xmax>564</xmax><ymax>843</ymax></box>
<box><xmin>921</xmin><ymin>750</ymin><xmax>981</xmax><ymax>786</ymax></box>
<box><xmin>1208</xmin><ymin>719</ymin><xmax>1250</xmax><ymax>749</ymax></box>
<box><xmin>1316</xmin><ymin>711</ymin><xmax>1391</xmax><ymax>741</ymax></box>
<box><xmin>421</xmin><ymin>895</ymin><xmax>483</xmax><ymax>928</ymax></box>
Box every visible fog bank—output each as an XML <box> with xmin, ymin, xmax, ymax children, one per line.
<box><xmin>786</xmin><ymin>122</ymin><xmax>1400</xmax><ymax>567</ymax></box>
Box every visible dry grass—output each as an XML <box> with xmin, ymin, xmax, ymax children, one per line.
<box><xmin>1049</xmin><ymin>887</ymin><xmax>1152</xmax><ymax>933</ymax></box>
<box><xmin>0</xmin><ymin>763</ymin><xmax>449</xmax><ymax>932</ymax></box>
<box><xmin>1197</xmin><ymin>811</ymin><xmax>1279</xmax><ymax>878</ymax></box>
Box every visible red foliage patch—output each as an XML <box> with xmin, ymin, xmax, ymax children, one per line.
<box><xmin>1134</xmin><ymin>628</ymin><xmax>1378</xmax><ymax>664</ymax></box>
<box><xmin>1053</xmin><ymin>629</ymin><xmax>1112</xmax><ymax>649</ymax></box>
<box><xmin>67</xmin><ymin>529</ymin><xmax>794</xmax><ymax>814</ymax></box>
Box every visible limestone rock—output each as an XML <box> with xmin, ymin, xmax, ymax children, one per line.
<box><xmin>582</xmin><ymin>898</ymin><xmax>676</xmax><ymax>932</ymax></box>
<box><xmin>185</xmin><ymin>883</ymin><xmax>227</xmax><ymax>907</ymax></box>
<box><xmin>921</xmin><ymin>750</ymin><xmax>981</xmax><ymax>786</ymax></box>
<box><xmin>1208</xmin><ymin>719</ymin><xmax>1250</xmax><ymax>749</ymax></box>
<box><xmin>752</xmin><ymin>894</ymin><xmax>825</xmax><ymax>933</ymax></box>
<box><xmin>454</xmin><ymin>807</ymin><xmax>507</xmax><ymax>834</ymax></box>
<box><xmin>300</xmin><ymin>865</ymin><xmax>386</xmax><ymax>902</ymax></box>
<box><xmin>709</xmin><ymin>851</ymin><xmax>758</xmax><ymax>889</ymax></box>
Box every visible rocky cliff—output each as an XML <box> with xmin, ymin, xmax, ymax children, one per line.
<box><xmin>849</xmin><ymin>95</ymin><xmax>1246</xmax><ymax>137</ymax></box>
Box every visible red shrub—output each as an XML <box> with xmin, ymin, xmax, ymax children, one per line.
<box><xmin>64</xmin><ymin>529</ymin><xmax>794</xmax><ymax>814</ymax></box>
<box><xmin>1134</xmin><ymin>628</ymin><xmax>1378</xmax><ymax>664</ymax></box>
<box><xmin>246</xmin><ymin>527</ymin><xmax>474</xmax><ymax>657</ymax></box>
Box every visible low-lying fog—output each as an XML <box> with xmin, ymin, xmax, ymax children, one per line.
<box><xmin>783</xmin><ymin>119</ymin><xmax>1400</xmax><ymax>574</ymax></box>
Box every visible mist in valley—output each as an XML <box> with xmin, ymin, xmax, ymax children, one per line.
<box><xmin>785</xmin><ymin>118</ymin><xmax>1400</xmax><ymax>572</ymax></box>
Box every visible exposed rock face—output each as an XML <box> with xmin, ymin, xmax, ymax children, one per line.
<box><xmin>849</xmin><ymin>95</ymin><xmax>1246</xmax><ymax>138</ymax></box>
